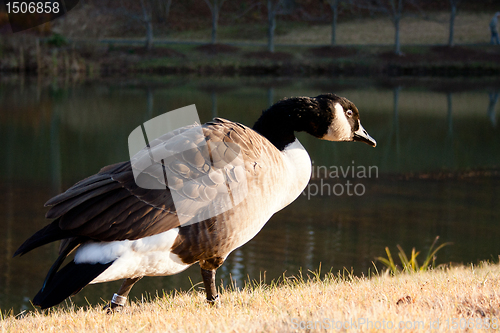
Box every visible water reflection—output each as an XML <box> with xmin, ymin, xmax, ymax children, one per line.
<box><xmin>267</xmin><ymin>87</ymin><xmax>274</xmax><ymax>107</ymax></box>
<box><xmin>0</xmin><ymin>76</ymin><xmax>499</xmax><ymax>312</ymax></box>
<box><xmin>211</xmin><ymin>91</ymin><xmax>217</xmax><ymax>118</ymax></box>
<box><xmin>50</xmin><ymin>108</ymin><xmax>62</xmax><ymax>194</ymax></box>
<box><xmin>146</xmin><ymin>87</ymin><xmax>154</xmax><ymax>120</ymax></box>
<box><xmin>489</xmin><ymin>91</ymin><xmax>499</xmax><ymax>127</ymax></box>
<box><xmin>447</xmin><ymin>93</ymin><xmax>453</xmax><ymax>136</ymax></box>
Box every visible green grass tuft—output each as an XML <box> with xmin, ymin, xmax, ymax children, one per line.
<box><xmin>376</xmin><ymin>236</ymin><xmax>452</xmax><ymax>275</ymax></box>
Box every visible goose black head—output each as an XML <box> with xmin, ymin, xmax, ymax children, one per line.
<box><xmin>253</xmin><ymin>93</ymin><xmax>376</xmax><ymax>150</ymax></box>
<box><xmin>314</xmin><ymin>93</ymin><xmax>376</xmax><ymax>147</ymax></box>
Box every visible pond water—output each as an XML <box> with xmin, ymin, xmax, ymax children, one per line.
<box><xmin>1</xmin><ymin>75</ymin><xmax>499</xmax><ymax>312</ymax></box>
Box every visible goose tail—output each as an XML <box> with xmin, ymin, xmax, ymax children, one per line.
<box><xmin>33</xmin><ymin>260</ymin><xmax>114</xmax><ymax>309</ymax></box>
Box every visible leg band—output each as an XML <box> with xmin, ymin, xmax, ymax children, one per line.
<box><xmin>111</xmin><ymin>293</ymin><xmax>127</xmax><ymax>306</ymax></box>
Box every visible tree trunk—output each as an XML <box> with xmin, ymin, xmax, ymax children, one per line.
<box><xmin>394</xmin><ymin>15</ymin><xmax>401</xmax><ymax>55</ymax></box>
<box><xmin>330</xmin><ymin>0</ymin><xmax>338</xmax><ymax>46</ymax></box>
<box><xmin>153</xmin><ymin>0</ymin><xmax>172</xmax><ymax>23</ymax></box>
<box><xmin>267</xmin><ymin>0</ymin><xmax>276</xmax><ymax>53</ymax></box>
<box><xmin>448</xmin><ymin>2</ymin><xmax>456</xmax><ymax>47</ymax></box>
<box><xmin>393</xmin><ymin>0</ymin><xmax>403</xmax><ymax>55</ymax></box>
<box><xmin>145</xmin><ymin>21</ymin><xmax>153</xmax><ymax>50</ymax></box>
<box><xmin>140</xmin><ymin>0</ymin><xmax>153</xmax><ymax>51</ymax></box>
<box><xmin>211</xmin><ymin>4</ymin><xmax>219</xmax><ymax>44</ymax></box>
<box><xmin>165</xmin><ymin>0</ymin><xmax>172</xmax><ymax>19</ymax></box>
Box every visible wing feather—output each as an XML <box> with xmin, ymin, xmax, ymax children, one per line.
<box><xmin>59</xmin><ymin>188</ymin><xmax>131</xmax><ymax>230</ymax></box>
<box><xmin>71</xmin><ymin>196</ymin><xmax>138</xmax><ymax>236</ymax></box>
<box><xmin>37</xmin><ymin>119</ymin><xmax>265</xmax><ymax>244</ymax></box>
<box><xmin>44</xmin><ymin>178</ymin><xmax>115</xmax><ymax>207</ymax></box>
<box><xmin>45</xmin><ymin>182</ymin><xmax>122</xmax><ymax>219</ymax></box>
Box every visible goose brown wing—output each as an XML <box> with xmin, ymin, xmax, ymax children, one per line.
<box><xmin>43</xmin><ymin>118</ymin><xmax>264</xmax><ymax>242</ymax></box>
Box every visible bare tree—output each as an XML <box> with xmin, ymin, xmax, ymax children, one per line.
<box><xmin>152</xmin><ymin>0</ymin><xmax>172</xmax><ymax>23</ymax></box>
<box><xmin>267</xmin><ymin>0</ymin><xmax>284</xmax><ymax>52</ymax></box>
<box><xmin>326</xmin><ymin>0</ymin><xmax>340</xmax><ymax>46</ymax></box>
<box><xmin>355</xmin><ymin>0</ymin><xmax>420</xmax><ymax>55</ymax></box>
<box><xmin>382</xmin><ymin>0</ymin><xmax>404</xmax><ymax>55</ymax></box>
<box><xmin>140</xmin><ymin>0</ymin><xmax>154</xmax><ymax>50</ymax></box>
<box><xmin>203</xmin><ymin>0</ymin><xmax>227</xmax><ymax>44</ymax></box>
<box><xmin>326</xmin><ymin>0</ymin><xmax>352</xmax><ymax>46</ymax></box>
<box><xmin>97</xmin><ymin>0</ymin><xmax>169</xmax><ymax>51</ymax></box>
<box><xmin>448</xmin><ymin>0</ymin><xmax>460</xmax><ymax>47</ymax></box>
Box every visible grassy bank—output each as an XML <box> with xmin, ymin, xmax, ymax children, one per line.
<box><xmin>2</xmin><ymin>262</ymin><xmax>499</xmax><ymax>332</ymax></box>
<box><xmin>1</xmin><ymin>38</ymin><xmax>500</xmax><ymax>78</ymax></box>
<box><xmin>167</xmin><ymin>12</ymin><xmax>494</xmax><ymax>46</ymax></box>
<box><xmin>2</xmin><ymin>11</ymin><xmax>500</xmax><ymax>77</ymax></box>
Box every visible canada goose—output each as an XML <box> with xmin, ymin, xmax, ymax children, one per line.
<box><xmin>15</xmin><ymin>93</ymin><xmax>376</xmax><ymax>311</ymax></box>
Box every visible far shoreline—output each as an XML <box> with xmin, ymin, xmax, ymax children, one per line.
<box><xmin>1</xmin><ymin>38</ymin><xmax>500</xmax><ymax>78</ymax></box>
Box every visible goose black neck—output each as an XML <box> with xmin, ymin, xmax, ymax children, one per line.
<box><xmin>252</xmin><ymin>97</ymin><xmax>332</xmax><ymax>151</ymax></box>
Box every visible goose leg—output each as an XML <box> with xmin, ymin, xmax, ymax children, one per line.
<box><xmin>200</xmin><ymin>258</ymin><xmax>224</xmax><ymax>305</ymax></box>
<box><xmin>104</xmin><ymin>276</ymin><xmax>142</xmax><ymax>313</ymax></box>
<box><xmin>201</xmin><ymin>268</ymin><xmax>218</xmax><ymax>304</ymax></box>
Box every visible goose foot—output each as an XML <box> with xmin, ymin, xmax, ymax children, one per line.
<box><xmin>206</xmin><ymin>294</ymin><xmax>220</xmax><ymax>308</ymax></box>
<box><xmin>103</xmin><ymin>293</ymin><xmax>127</xmax><ymax>314</ymax></box>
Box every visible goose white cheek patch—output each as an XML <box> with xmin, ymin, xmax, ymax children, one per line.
<box><xmin>322</xmin><ymin>103</ymin><xmax>352</xmax><ymax>141</ymax></box>
<box><xmin>128</xmin><ymin>105</ymin><xmax>248</xmax><ymax>227</ymax></box>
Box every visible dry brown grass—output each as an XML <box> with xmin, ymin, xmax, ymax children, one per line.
<box><xmin>2</xmin><ymin>262</ymin><xmax>500</xmax><ymax>332</ymax></box>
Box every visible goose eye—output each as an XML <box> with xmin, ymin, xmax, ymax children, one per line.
<box><xmin>346</xmin><ymin>110</ymin><xmax>353</xmax><ymax>117</ymax></box>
